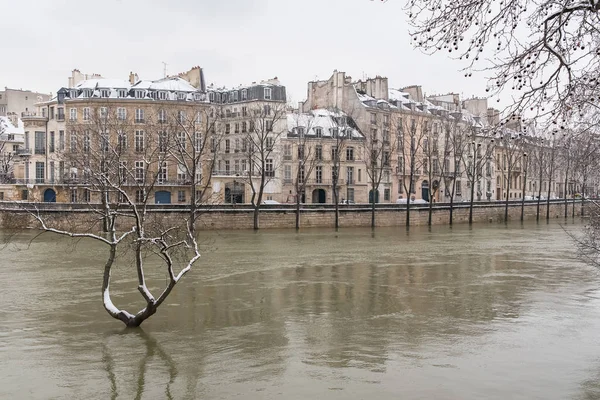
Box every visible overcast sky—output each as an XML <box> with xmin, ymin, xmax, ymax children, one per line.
<box><xmin>0</xmin><ymin>0</ymin><xmax>489</xmax><ymax>103</ymax></box>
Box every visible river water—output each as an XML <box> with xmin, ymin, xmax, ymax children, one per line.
<box><xmin>1</xmin><ymin>221</ymin><xmax>599</xmax><ymax>399</ymax></box>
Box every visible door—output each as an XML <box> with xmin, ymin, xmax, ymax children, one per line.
<box><xmin>369</xmin><ymin>189</ymin><xmax>379</xmax><ymax>203</ymax></box>
<box><xmin>43</xmin><ymin>189</ymin><xmax>56</xmax><ymax>203</ymax></box>
<box><xmin>154</xmin><ymin>191</ymin><xmax>172</xmax><ymax>204</ymax></box>
<box><xmin>421</xmin><ymin>180</ymin><xmax>429</xmax><ymax>201</ymax></box>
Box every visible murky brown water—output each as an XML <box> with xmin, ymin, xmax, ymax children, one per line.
<box><xmin>1</xmin><ymin>221</ymin><xmax>599</xmax><ymax>399</ymax></box>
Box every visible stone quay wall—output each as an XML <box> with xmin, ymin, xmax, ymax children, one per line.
<box><xmin>0</xmin><ymin>200</ymin><xmax>585</xmax><ymax>232</ymax></box>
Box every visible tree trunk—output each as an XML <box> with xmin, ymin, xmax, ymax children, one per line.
<box><xmin>504</xmin><ymin>169</ymin><xmax>510</xmax><ymax>222</ymax></box>
<box><xmin>469</xmin><ymin>176</ymin><xmax>475</xmax><ymax>224</ymax></box>
<box><xmin>581</xmin><ymin>181</ymin><xmax>586</xmax><ymax>217</ymax></box>
<box><xmin>520</xmin><ymin>168</ymin><xmax>527</xmax><ymax>222</ymax></box>
<box><xmin>428</xmin><ymin>194</ymin><xmax>433</xmax><ymax>226</ymax></box>
<box><xmin>564</xmin><ymin>162</ymin><xmax>569</xmax><ymax>218</ymax></box>
<box><xmin>295</xmin><ymin>196</ymin><xmax>300</xmax><ymax>230</ymax></box>
<box><xmin>546</xmin><ymin>175</ymin><xmax>552</xmax><ymax>222</ymax></box>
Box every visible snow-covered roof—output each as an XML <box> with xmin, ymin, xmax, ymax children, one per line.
<box><xmin>287</xmin><ymin>109</ymin><xmax>364</xmax><ymax>139</ymax></box>
<box><xmin>75</xmin><ymin>79</ymin><xmax>131</xmax><ymax>90</ymax></box>
<box><xmin>132</xmin><ymin>77</ymin><xmax>198</xmax><ymax>92</ymax></box>
<box><xmin>62</xmin><ymin>76</ymin><xmax>207</xmax><ymax>102</ymax></box>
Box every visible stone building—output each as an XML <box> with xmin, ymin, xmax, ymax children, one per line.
<box><xmin>16</xmin><ymin>72</ymin><xmax>213</xmax><ymax>204</ymax></box>
<box><xmin>207</xmin><ymin>78</ymin><xmax>288</xmax><ymax>204</ymax></box>
<box><xmin>283</xmin><ymin>108</ymin><xmax>366</xmax><ymax>204</ymax></box>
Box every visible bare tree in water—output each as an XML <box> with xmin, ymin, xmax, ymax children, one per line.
<box><xmin>20</xmin><ymin>104</ymin><xmax>218</xmax><ymax>327</ymax></box>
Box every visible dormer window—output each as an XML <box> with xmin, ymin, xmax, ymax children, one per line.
<box><xmin>241</xmin><ymin>89</ymin><xmax>247</xmax><ymax>101</ymax></box>
<box><xmin>70</xmin><ymin>90</ymin><xmax>78</xmax><ymax>98</ymax></box>
<box><xmin>194</xmin><ymin>93</ymin><xmax>202</xmax><ymax>101</ymax></box>
<box><xmin>117</xmin><ymin>89</ymin><xmax>127</xmax><ymax>98</ymax></box>
<box><xmin>100</xmin><ymin>89</ymin><xmax>110</xmax><ymax>98</ymax></box>
<box><xmin>157</xmin><ymin>91</ymin><xmax>166</xmax><ymax>100</ymax></box>
<box><xmin>264</xmin><ymin>87</ymin><xmax>272</xmax><ymax>100</ymax></box>
<box><xmin>233</xmin><ymin>91</ymin><xmax>238</xmax><ymax>101</ymax></box>
<box><xmin>135</xmin><ymin>90</ymin><xmax>145</xmax><ymax>99</ymax></box>
<box><xmin>83</xmin><ymin>89</ymin><xmax>92</xmax><ymax>98</ymax></box>
<box><xmin>209</xmin><ymin>92</ymin><xmax>215</xmax><ymax>102</ymax></box>
<box><xmin>315</xmin><ymin>127</ymin><xmax>323</xmax><ymax>138</ymax></box>
<box><xmin>177</xmin><ymin>92</ymin><xmax>186</xmax><ymax>100</ymax></box>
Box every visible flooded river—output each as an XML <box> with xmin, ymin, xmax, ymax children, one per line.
<box><xmin>1</xmin><ymin>221</ymin><xmax>599</xmax><ymax>399</ymax></box>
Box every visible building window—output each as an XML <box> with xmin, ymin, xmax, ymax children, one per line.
<box><xmin>135</xmin><ymin>161</ymin><xmax>144</xmax><ymax>182</ymax></box>
<box><xmin>83</xmin><ymin>189</ymin><xmax>91</xmax><ymax>203</ymax></box>
<box><xmin>118</xmin><ymin>89</ymin><xmax>127</xmax><ymax>98</ymax></box>
<box><xmin>358</xmin><ymin>169</ymin><xmax>362</xmax><ymax>182</ymax></box>
<box><xmin>101</xmin><ymin>89</ymin><xmax>110</xmax><ymax>98</ymax></box>
<box><xmin>49</xmin><ymin>131</ymin><xmax>55</xmax><ymax>153</ymax></box>
<box><xmin>347</xmin><ymin>167</ymin><xmax>354</xmax><ymax>184</ymax></box>
<box><xmin>70</xmin><ymin>132</ymin><xmax>77</xmax><ymax>152</ymax></box>
<box><xmin>69</xmin><ymin>108</ymin><xmax>77</xmax><ymax>121</ymax></box>
<box><xmin>35</xmin><ymin>162</ymin><xmax>44</xmax><ymax>183</ymax></box>
<box><xmin>315</xmin><ymin>145</ymin><xmax>322</xmax><ymax>160</ymax></box>
<box><xmin>178</xmin><ymin>190</ymin><xmax>186</xmax><ymax>203</ymax></box>
<box><xmin>158</xmin><ymin>162</ymin><xmax>167</xmax><ymax>184</ymax></box>
<box><xmin>235</xmin><ymin>123</ymin><xmax>240</xmax><ymax>134</ymax></box>
<box><xmin>264</xmin><ymin>87</ymin><xmax>272</xmax><ymax>100</ymax></box>
<box><xmin>100</xmin><ymin>107</ymin><xmax>108</xmax><ymax>119</ymax></box>
<box><xmin>119</xmin><ymin>161</ymin><xmax>127</xmax><ymax>183</ymax></box>
<box><xmin>266</xmin><ymin>120</ymin><xmax>273</xmax><ymax>132</ymax></box>
<box><xmin>159</xmin><ymin>91</ymin><xmax>167</xmax><ymax>100</ymax></box>
<box><xmin>266</xmin><ymin>137</ymin><xmax>275</xmax><ymax>151</ymax></box>
<box><xmin>209</xmin><ymin>92</ymin><xmax>215</xmax><ymax>102</ymax></box>
<box><xmin>194</xmin><ymin>132</ymin><xmax>202</xmax><ymax>152</ymax></box>
<box><xmin>117</xmin><ymin>107</ymin><xmax>126</xmax><ymax>120</ymax></box>
<box><xmin>135</xmin><ymin>90</ymin><xmax>145</xmax><ymax>99</ymax></box>
<box><xmin>225</xmin><ymin>123</ymin><xmax>230</xmax><ymax>134</ymax></box>
<box><xmin>117</xmin><ymin>131</ymin><xmax>127</xmax><ymax>151</ymax></box>
<box><xmin>83</xmin><ymin>131</ymin><xmax>90</xmax><ymax>153</ymax></box>
<box><xmin>70</xmin><ymin>189</ymin><xmax>78</xmax><ymax>203</ymax></box>
<box><xmin>265</xmin><ymin>159</ymin><xmax>274</xmax><ymax>177</ymax></box>
<box><xmin>35</xmin><ymin>131</ymin><xmax>45</xmax><ymax>155</ymax></box>
<box><xmin>135</xmin><ymin>108</ymin><xmax>144</xmax><ymax>123</ymax></box>
<box><xmin>241</xmin><ymin>89</ymin><xmax>247</xmax><ymax>100</ymax></box>
<box><xmin>83</xmin><ymin>107</ymin><xmax>90</xmax><ymax>121</ymax></box>
<box><xmin>315</xmin><ymin>127</ymin><xmax>322</xmax><ymax>138</ymax></box>
<box><xmin>316</xmin><ymin>166</ymin><xmax>322</xmax><ymax>184</ymax></box>
<box><xmin>50</xmin><ymin>107</ymin><xmax>55</xmax><ymax>119</ymax></box>
<box><xmin>283</xmin><ymin>144</ymin><xmax>292</xmax><ymax>160</ymax></box>
<box><xmin>59</xmin><ymin>131</ymin><xmax>65</xmax><ymax>151</ymax></box>
<box><xmin>135</xmin><ymin>190</ymin><xmax>144</xmax><ymax>203</ymax></box>
<box><xmin>225</xmin><ymin>139</ymin><xmax>230</xmax><ymax>153</ymax></box>
<box><xmin>347</xmin><ymin>188</ymin><xmax>355</xmax><ymax>202</ymax></box>
<box><xmin>178</xmin><ymin>110</ymin><xmax>186</xmax><ymax>123</ymax></box>
<box><xmin>284</xmin><ymin>165</ymin><xmax>292</xmax><ymax>182</ymax></box>
<box><xmin>158</xmin><ymin>109</ymin><xmax>167</xmax><ymax>123</ymax></box>
<box><xmin>100</xmin><ymin>132</ymin><xmax>109</xmax><ymax>152</ymax></box>
<box><xmin>177</xmin><ymin>92</ymin><xmax>186</xmax><ymax>100</ymax></box>
<box><xmin>242</xmin><ymin>106</ymin><xmax>247</xmax><ymax>117</ymax></box>
<box><xmin>135</xmin><ymin>130</ymin><xmax>145</xmax><ymax>152</ymax></box>
<box><xmin>346</xmin><ymin>147</ymin><xmax>354</xmax><ymax>161</ymax></box>
<box><xmin>195</xmin><ymin>111</ymin><xmax>202</xmax><ymax>123</ymax></box>
<box><xmin>177</xmin><ymin>131</ymin><xmax>186</xmax><ymax>150</ymax></box>
<box><xmin>384</xmin><ymin>188</ymin><xmax>390</xmax><ymax>201</ymax></box>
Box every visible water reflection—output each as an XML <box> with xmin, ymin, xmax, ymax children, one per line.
<box><xmin>1</xmin><ymin>222</ymin><xmax>600</xmax><ymax>399</ymax></box>
<box><xmin>101</xmin><ymin>329</ymin><xmax>178</xmax><ymax>400</ymax></box>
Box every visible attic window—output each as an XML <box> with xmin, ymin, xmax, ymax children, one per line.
<box><xmin>264</xmin><ymin>88</ymin><xmax>272</xmax><ymax>100</ymax></box>
<box><xmin>315</xmin><ymin>127</ymin><xmax>323</xmax><ymax>138</ymax></box>
<box><xmin>233</xmin><ymin>91</ymin><xmax>238</xmax><ymax>101</ymax></box>
<box><xmin>241</xmin><ymin>89</ymin><xmax>247</xmax><ymax>100</ymax></box>
<box><xmin>100</xmin><ymin>89</ymin><xmax>110</xmax><ymax>98</ymax></box>
<box><xmin>118</xmin><ymin>89</ymin><xmax>127</xmax><ymax>98</ymax></box>
<box><xmin>135</xmin><ymin>90</ymin><xmax>145</xmax><ymax>99</ymax></box>
<box><xmin>178</xmin><ymin>92</ymin><xmax>186</xmax><ymax>100</ymax></box>
<box><xmin>70</xmin><ymin>90</ymin><xmax>78</xmax><ymax>98</ymax></box>
<box><xmin>159</xmin><ymin>91</ymin><xmax>167</xmax><ymax>100</ymax></box>
<box><xmin>83</xmin><ymin>89</ymin><xmax>92</xmax><ymax>98</ymax></box>
<box><xmin>209</xmin><ymin>92</ymin><xmax>215</xmax><ymax>102</ymax></box>
<box><xmin>194</xmin><ymin>93</ymin><xmax>202</xmax><ymax>101</ymax></box>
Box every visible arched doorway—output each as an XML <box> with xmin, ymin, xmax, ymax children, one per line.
<box><xmin>421</xmin><ymin>180</ymin><xmax>429</xmax><ymax>201</ymax></box>
<box><xmin>312</xmin><ymin>188</ymin><xmax>326</xmax><ymax>204</ymax></box>
<box><xmin>43</xmin><ymin>188</ymin><xmax>56</xmax><ymax>203</ymax></box>
<box><xmin>225</xmin><ymin>182</ymin><xmax>245</xmax><ymax>204</ymax></box>
<box><xmin>369</xmin><ymin>189</ymin><xmax>379</xmax><ymax>203</ymax></box>
<box><xmin>155</xmin><ymin>191</ymin><xmax>172</xmax><ymax>204</ymax></box>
